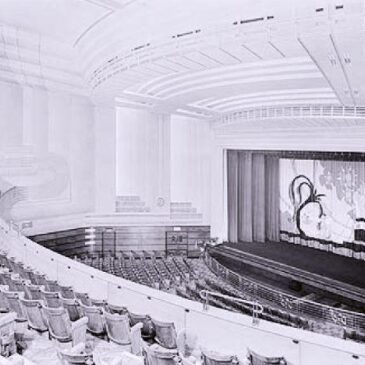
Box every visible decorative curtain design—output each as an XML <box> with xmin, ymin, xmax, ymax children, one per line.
<box><xmin>280</xmin><ymin>158</ymin><xmax>365</xmax><ymax>244</ymax></box>
<box><xmin>227</xmin><ymin>150</ymin><xmax>280</xmax><ymax>243</ymax></box>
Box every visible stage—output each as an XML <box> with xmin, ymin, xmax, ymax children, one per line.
<box><xmin>208</xmin><ymin>241</ymin><xmax>365</xmax><ymax>307</ymax></box>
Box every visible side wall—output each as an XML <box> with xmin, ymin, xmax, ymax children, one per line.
<box><xmin>29</xmin><ymin>225</ymin><xmax>210</xmax><ymax>257</ymax></box>
<box><xmin>0</xmin><ymin>80</ymin><xmax>95</xmax><ymax>232</ymax></box>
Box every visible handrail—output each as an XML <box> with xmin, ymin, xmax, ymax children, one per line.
<box><xmin>199</xmin><ymin>289</ymin><xmax>263</xmax><ymax>325</ymax></box>
<box><xmin>204</xmin><ymin>250</ymin><xmax>365</xmax><ymax>331</ymax></box>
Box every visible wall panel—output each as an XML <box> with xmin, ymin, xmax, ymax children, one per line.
<box><xmin>29</xmin><ymin>225</ymin><xmax>211</xmax><ymax>257</ymax></box>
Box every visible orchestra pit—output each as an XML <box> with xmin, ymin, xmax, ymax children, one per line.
<box><xmin>1</xmin><ymin>0</ymin><xmax>365</xmax><ymax>364</ymax></box>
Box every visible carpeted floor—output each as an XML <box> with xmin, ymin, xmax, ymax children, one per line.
<box><xmin>224</xmin><ymin>241</ymin><xmax>365</xmax><ymax>289</ymax></box>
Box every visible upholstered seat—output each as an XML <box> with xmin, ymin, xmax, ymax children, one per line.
<box><xmin>103</xmin><ymin>310</ymin><xmax>132</xmax><ymax>345</ymax></box>
<box><xmin>61</xmin><ymin>297</ymin><xmax>83</xmax><ymax>322</ymax></box>
<box><xmin>0</xmin><ymin>290</ymin><xmax>9</xmax><ymax>312</ymax></box>
<box><xmin>42</xmin><ymin>305</ymin><xmax>88</xmax><ymax>345</ymax></box>
<box><xmin>45</xmin><ymin>279</ymin><xmax>60</xmax><ymax>292</ymax></box>
<box><xmin>79</xmin><ymin>303</ymin><xmax>105</xmax><ymax>336</ymax></box>
<box><xmin>2</xmin><ymin>290</ymin><xmax>27</xmax><ymax>322</ymax></box>
<box><xmin>75</xmin><ymin>292</ymin><xmax>92</xmax><ymax>306</ymax></box>
<box><xmin>58</xmin><ymin>342</ymin><xmax>94</xmax><ymax>365</ymax></box>
<box><xmin>129</xmin><ymin>311</ymin><xmax>155</xmax><ymax>341</ymax></box>
<box><xmin>41</xmin><ymin>289</ymin><xmax>62</xmax><ymax>308</ymax></box>
<box><xmin>201</xmin><ymin>350</ymin><xmax>238</xmax><ymax>365</ymax></box>
<box><xmin>60</xmin><ymin>285</ymin><xmax>75</xmax><ymax>299</ymax></box>
<box><xmin>19</xmin><ymin>298</ymin><xmax>48</xmax><ymax>332</ymax></box>
<box><xmin>90</xmin><ymin>298</ymin><xmax>107</xmax><ymax>308</ymax></box>
<box><xmin>2</xmin><ymin>273</ymin><xmax>17</xmax><ymax>291</ymax></box>
<box><xmin>106</xmin><ymin>303</ymin><xmax>128</xmax><ymax>315</ymax></box>
<box><xmin>25</xmin><ymin>284</ymin><xmax>43</xmax><ymax>300</ymax></box>
<box><xmin>247</xmin><ymin>349</ymin><xmax>286</xmax><ymax>365</ymax></box>
<box><xmin>152</xmin><ymin>318</ymin><xmax>177</xmax><ymax>349</ymax></box>
<box><xmin>143</xmin><ymin>343</ymin><xmax>178</xmax><ymax>365</ymax></box>
<box><xmin>29</xmin><ymin>272</ymin><xmax>47</xmax><ymax>286</ymax></box>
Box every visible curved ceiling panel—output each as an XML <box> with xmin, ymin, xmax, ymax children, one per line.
<box><xmin>0</xmin><ymin>0</ymin><xmax>364</xmax><ymax>120</ymax></box>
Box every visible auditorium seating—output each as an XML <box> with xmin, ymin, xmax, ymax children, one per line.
<box><xmin>103</xmin><ymin>310</ymin><xmax>137</xmax><ymax>345</ymax></box>
<box><xmin>72</xmin><ymin>250</ymin><xmax>365</xmax><ymax>344</ymax></box>
<box><xmin>19</xmin><ymin>298</ymin><xmax>48</xmax><ymax>332</ymax></box>
<box><xmin>43</xmin><ymin>305</ymin><xmax>88</xmax><ymax>345</ymax></box>
<box><xmin>0</xmin><ymin>248</ymin><xmax>294</xmax><ymax>365</ymax></box>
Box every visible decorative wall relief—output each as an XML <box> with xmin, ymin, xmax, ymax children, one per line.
<box><xmin>0</xmin><ymin>149</ymin><xmax>70</xmax><ymax>221</ymax></box>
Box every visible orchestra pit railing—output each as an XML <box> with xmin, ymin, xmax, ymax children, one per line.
<box><xmin>199</xmin><ymin>289</ymin><xmax>263</xmax><ymax>324</ymax></box>
<box><xmin>204</xmin><ymin>252</ymin><xmax>365</xmax><ymax>332</ymax></box>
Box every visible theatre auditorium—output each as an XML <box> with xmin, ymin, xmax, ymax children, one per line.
<box><xmin>0</xmin><ymin>0</ymin><xmax>365</xmax><ymax>364</ymax></box>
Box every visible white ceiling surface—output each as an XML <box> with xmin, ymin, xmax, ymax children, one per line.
<box><xmin>1</xmin><ymin>0</ymin><xmax>365</xmax><ymax>122</ymax></box>
<box><xmin>0</xmin><ymin>0</ymin><xmax>134</xmax><ymax>45</ymax></box>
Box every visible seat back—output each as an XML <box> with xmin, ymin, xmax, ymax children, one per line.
<box><xmin>19</xmin><ymin>298</ymin><xmax>47</xmax><ymax>332</ymax></box>
<box><xmin>0</xmin><ymin>273</ymin><xmax>7</xmax><ymax>286</ymax></box>
<box><xmin>152</xmin><ymin>318</ymin><xmax>177</xmax><ymax>349</ymax></box>
<box><xmin>130</xmin><ymin>312</ymin><xmax>155</xmax><ymax>340</ymax></box>
<box><xmin>103</xmin><ymin>311</ymin><xmax>131</xmax><ymax>345</ymax></box>
<box><xmin>11</xmin><ymin>278</ymin><xmax>25</xmax><ymax>293</ymax></box>
<box><xmin>62</xmin><ymin>298</ymin><xmax>82</xmax><ymax>322</ymax></box>
<box><xmin>21</xmin><ymin>267</ymin><xmax>33</xmax><ymax>282</ymax></box>
<box><xmin>26</xmin><ymin>284</ymin><xmax>43</xmax><ymax>300</ymax></box>
<box><xmin>75</xmin><ymin>292</ymin><xmax>91</xmax><ymax>306</ymax></box>
<box><xmin>107</xmin><ymin>303</ymin><xmax>128</xmax><ymax>315</ymax></box>
<box><xmin>90</xmin><ymin>298</ymin><xmax>107</xmax><ymax>308</ymax></box>
<box><xmin>42</xmin><ymin>306</ymin><xmax>72</xmax><ymax>342</ymax></box>
<box><xmin>79</xmin><ymin>303</ymin><xmax>105</xmax><ymax>335</ymax></box>
<box><xmin>42</xmin><ymin>290</ymin><xmax>62</xmax><ymax>308</ymax></box>
<box><xmin>45</xmin><ymin>280</ymin><xmax>60</xmax><ymax>292</ymax></box>
<box><xmin>31</xmin><ymin>272</ymin><xmax>47</xmax><ymax>286</ymax></box>
<box><xmin>60</xmin><ymin>285</ymin><xmax>75</xmax><ymax>299</ymax></box>
<box><xmin>0</xmin><ymin>312</ymin><xmax>17</xmax><ymax>357</ymax></box>
<box><xmin>247</xmin><ymin>349</ymin><xmax>286</xmax><ymax>365</ymax></box>
<box><xmin>0</xmin><ymin>290</ymin><xmax>9</xmax><ymax>312</ymax></box>
<box><xmin>3</xmin><ymin>291</ymin><xmax>26</xmax><ymax>321</ymax></box>
<box><xmin>2</xmin><ymin>273</ymin><xmax>16</xmax><ymax>291</ymax></box>
<box><xmin>129</xmin><ymin>312</ymin><xmax>148</xmax><ymax>326</ymax></box>
<box><xmin>202</xmin><ymin>350</ymin><xmax>237</xmax><ymax>365</ymax></box>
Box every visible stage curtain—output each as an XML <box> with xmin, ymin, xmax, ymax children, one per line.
<box><xmin>238</xmin><ymin>151</ymin><xmax>253</xmax><ymax>242</ymax></box>
<box><xmin>265</xmin><ymin>155</ymin><xmax>280</xmax><ymax>241</ymax></box>
<box><xmin>252</xmin><ymin>153</ymin><xmax>266</xmax><ymax>242</ymax></box>
<box><xmin>227</xmin><ymin>150</ymin><xmax>280</xmax><ymax>243</ymax></box>
<box><xmin>227</xmin><ymin>151</ymin><xmax>239</xmax><ymax>242</ymax></box>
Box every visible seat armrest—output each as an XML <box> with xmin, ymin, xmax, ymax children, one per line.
<box><xmin>130</xmin><ymin>322</ymin><xmax>143</xmax><ymax>356</ymax></box>
<box><xmin>71</xmin><ymin>316</ymin><xmax>88</xmax><ymax>346</ymax></box>
<box><xmin>131</xmin><ymin>322</ymin><xmax>143</xmax><ymax>331</ymax></box>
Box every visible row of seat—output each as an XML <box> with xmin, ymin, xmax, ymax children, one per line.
<box><xmin>74</xmin><ymin>252</ymin><xmax>365</xmax><ymax>344</ymax></box>
<box><xmin>0</xmin><ymin>250</ymin><xmax>291</xmax><ymax>365</ymax></box>
<box><xmin>75</xmin><ymin>254</ymin><xmax>197</xmax><ymax>292</ymax></box>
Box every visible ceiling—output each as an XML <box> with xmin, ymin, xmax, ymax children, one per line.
<box><xmin>0</xmin><ymin>0</ymin><xmax>136</xmax><ymax>45</ymax></box>
<box><xmin>0</xmin><ymin>0</ymin><xmax>365</xmax><ymax>122</ymax></box>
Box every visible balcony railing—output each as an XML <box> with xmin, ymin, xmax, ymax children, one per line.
<box><xmin>204</xmin><ymin>251</ymin><xmax>365</xmax><ymax>331</ymax></box>
<box><xmin>199</xmin><ymin>289</ymin><xmax>263</xmax><ymax>324</ymax></box>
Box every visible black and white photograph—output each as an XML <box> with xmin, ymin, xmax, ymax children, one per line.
<box><xmin>0</xmin><ymin>0</ymin><xmax>364</xmax><ymax>364</ymax></box>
